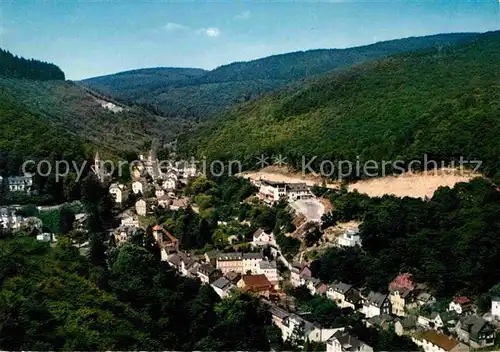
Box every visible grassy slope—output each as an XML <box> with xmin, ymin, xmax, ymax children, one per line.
<box><xmin>0</xmin><ymin>78</ymin><xmax>185</xmax><ymax>154</ymax></box>
<box><xmin>182</xmin><ymin>31</ymin><xmax>500</xmax><ymax>178</ymax></box>
<box><xmin>80</xmin><ymin>33</ymin><xmax>477</xmax><ymax>120</ymax></box>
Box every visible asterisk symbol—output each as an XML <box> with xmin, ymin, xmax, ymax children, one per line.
<box><xmin>255</xmin><ymin>154</ymin><xmax>269</xmax><ymax>168</ymax></box>
<box><xmin>274</xmin><ymin>154</ymin><xmax>288</xmax><ymax>167</ymax></box>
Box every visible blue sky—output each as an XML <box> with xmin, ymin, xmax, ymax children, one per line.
<box><xmin>1</xmin><ymin>1</ymin><xmax>498</xmax><ymax>80</ymax></box>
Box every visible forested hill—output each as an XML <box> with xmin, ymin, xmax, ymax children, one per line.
<box><xmin>0</xmin><ymin>48</ymin><xmax>65</xmax><ymax>80</ymax></box>
<box><xmin>180</xmin><ymin>30</ymin><xmax>500</xmax><ymax>181</ymax></box>
<box><xmin>80</xmin><ymin>32</ymin><xmax>477</xmax><ymax>120</ymax></box>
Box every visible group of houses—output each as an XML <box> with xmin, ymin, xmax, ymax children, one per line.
<box><xmin>0</xmin><ymin>173</ymin><xmax>34</xmax><ymax>194</ymax></box>
<box><xmin>102</xmin><ymin>150</ymin><xmax>196</xmax><ymax>217</ymax></box>
<box><xmin>291</xmin><ymin>266</ymin><xmax>498</xmax><ymax>351</ymax></box>
<box><xmin>251</xmin><ymin>179</ymin><xmax>314</xmax><ymax>205</ymax></box>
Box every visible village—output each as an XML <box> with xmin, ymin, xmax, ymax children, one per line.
<box><xmin>1</xmin><ymin>149</ymin><xmax>500</xmax><ymax>352</ymax></box>
<box><xmin>96</xmin><ymin>150</ymin><xmax>500</xmax><ymax>352</ymax></box>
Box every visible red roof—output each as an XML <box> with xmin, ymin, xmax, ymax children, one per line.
<box><xmin>241</xmin><ymin>274</ymin><xmax>272</xmax><ymax>290</ymax></box>
<box><xmin>454</xmin><ymin>296</ymin><xmax>470</xmax><ymax>305</ymax></box>
<box><xmin>153</xmin><ymin>224</ymin><xmax>178</xmax><ymax>243</ymax></box>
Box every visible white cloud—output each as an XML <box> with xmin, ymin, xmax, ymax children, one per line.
<box><xmin>163</xmin><ymin>22</ymin><xmax>188</xmax><ymax>31</ymax></box>
<box><xmin>197</xmin><ymin>27</ymin><xmax>221</xmax><ymax>37</ymax></box>
<box><xmin>234</xmin><ymin>10</ymin><xmax>251</xmax><ymax>20</ymax></box>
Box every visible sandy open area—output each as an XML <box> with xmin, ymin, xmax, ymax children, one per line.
<box><xmin>240</xmin><ymin>167</ymin><xmax>482</xmax><ymax>199</ymax></box>
<box><xmin>347</xmin><ymin>168</ymin><xmax>482</xmax><ymax>199</ymax></box>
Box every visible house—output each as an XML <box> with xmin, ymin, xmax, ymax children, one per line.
<box><xmin>251</xmin><ymin>228</ymin><xmax>276</xmax><ymax>247</ymax></box>
<box><xmin>114</xmin><ymin>226</ymin><xmax>138</xmax><ymax>245</ymax></box>
<box><xmin>269</xmin><ymin>305</ymin><xmax>342</xmax><ymax>343</ymax></box>
<box><xmin>7</xmin><ymin>174</ymin><xmax>33</xmax><ymax>193</ymax></box>
<box><xmin>337</xmin><ymin>228</ymin><xmax>362</xmax><ymax>247</ymax></box>
<box><xmin>412</xmin><ymin>331</ymin><xmax>469</xmax><ymax>352</ymax></box>
<box><xmin>344</xmin><ymin>287</ymin><xmax>363</xmax><ymax>310</ymax></box>
<box><xmin>237</xmin><ymin>274</ymin><xmax>273</xmax><ymax>298</ymax></box>
<box><xmin>155</xmin><ymin>186</ymin><xmax>165</xmax><ymax>199</ymax></box>
<box><xmin>394</xmin><ymin>316</ymin><xmax>417</xmax><ymax>336</ymax></box>
<box><xmin>216</xmin><ymin>252</ymin><xmax>243</xmax><ymax>274</ymax></box>
<box><xmin>131</xmin><ymin>180</ymin><xmax>144</xmax><ymax>195</ymax></box>
<box><xmin>152</xmin><ymin>224</ymin><xmax>179</xmax><ymax>253</ymax></box>
<box><xmin>135</xmin><ymin>199</ymin><xmax>147</xmax><ymax>216</ymax></box>
<box><xmin>198</xmin><ymin>263</ymin><xmax>220</xmax><ymax>284</ymax></box>
<box><xmin>258</xmin><ymin>180</ymin><xmax>287</xmax><ymax>204</ymax></box>
<box><xmin>455</xmin><ymin>315</ymin><xmax>495</xmax><ymax>348</ymax></box>
<box><xmin>163</xmin><ymin>177</ymin><xmax>176</xmax><ymax>190</ymax></box>
<box><xmin>287</xmin><ymin>183</ymin><xmax>313</xmax><ymax>201</ymax></box>
<box><xmin>157</xmin><ymin>194</ymin><xmax>170</xmax><ymax>208</ymax></box>
<box><xmin>210</xmin><ymin>277</ymin><xmax>234</xmax><ymax>298</ymax></box>
<box><xmin>326</xmin><ymin>331</ymin><xmax>373</xmax><ymax>352</ymax></box>
<box><xmin>120</xmin><ymin>214</ymin><xmax>139</xmax><ymax>228</ymax></box>
<box><xmin>306</xmin><ymin>277</ymin><xmax>327</xmax><ymax>296</ymax></box>
<box><xmin>170</xmin><ymin>197</ymin><xmax>188</xmax><ymax>210</ymax></box>
<box><xmin>448</xmin><ymin>297</ymin><xmax>472</xmax><ymax>315</ymax></box>
<box><xmin>491</xmin><ymin>296</ymin><xmax>500</xmax><ymax>319</ymax></box>
<box><xmin>215</xmin><ymin>252</ymin><xmax>264</xmax><ymax>275</ymax></box>
<box><xmin>365</xmin><ymin>314</ymin><xmax>393</xmax><ymax>330</ymax></box>
<box><xmin>327</xmin><ymin>282</ymin><xmax>353</xmax><ymax>307</ymax></box>
<box><xmin>418</xmin><ymin>311</ymin><xmax>459</xmax><ymax>331</ymax></box>
<box><xmin>36</xmin><ymin>232</ymin><xmax>52</xmax><ymax>242</ymax></box>
<box><xmin>290</xmin><ymin>263</ymin><xmax>312</xmax><ymax>287</ymax></box>
<box><xmin>257</xmin><ymin>260</ymin><xmax>279</xmax><ymax>288</ymax></box>
<box><xmin>225</xmin><ymin>271</ymin><xmax>241</xmax><ymax>285</ymax></box>
<box><xmin>109</xmin><ymin>183</ymin><xmax>127</xmax><ymax>204</ymax></box>
<box><xmin>362</xmin><ymin>291</ymin><xmax>390</xmax><ymax>318</ymax></box>
<box><xmin>242</xmin><ymin>252</ymin><xmax>264</xmax><ymax>273</ymax></box>
<box><xmin>204</xmin><ymin>250</ymin><xmax>221</xmax><ymax>266</ymax></box>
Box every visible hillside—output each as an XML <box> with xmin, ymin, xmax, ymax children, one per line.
<box><xmin>80</xmin><ymin>33</ymin><xmax>477</xmax><ymax>120</ymax></box>
<box><xmin>0</xmin><ymin>48</ymin><xmax>65</xmax><ymax>80</ymax></box>
<box><xmin>0</xmin><ymin>78</ymin><xmax>186</xmax><ymax>155</ymax></box>
<box><xmin>181</xmin><ymin>31</ymin><xmax>500</xmax><ymax>181</ymax></box>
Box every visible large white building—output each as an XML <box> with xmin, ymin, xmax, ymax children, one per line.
<box><xmin>7</xmin><ymin>174</ymin><xmax>33</xmax><ymax>193</ymax></box>
<box><xmin>256</xmin><ymin>179</ymin><xmax>314</xmax><ymax>204</ymax></box>
<box><xmin>337</xmin><ymin>228</ymin><xmax>362</xmax><ymax>247</ymax></box>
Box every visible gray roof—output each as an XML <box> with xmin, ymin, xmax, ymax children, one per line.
<box><xmin>459</xmin><ymin>315</ymin><xmax>492</xmax><ymax>341</ymax></box>
<box><xmin>269</xmin><ymin>306</ymin><xmax>290</xmax><ymax>320</ymax></box>
<box><xmin>243</xmin><ymin>252</ymin><xmax>264</xmax><ymax>260</ymax></box>
<box><xmin>211</xmin><ymin>277</ymin><xmax>231</xmax><ymax>290</ymax></box>
<box><xmin>253</xmin><ymin>228</ymin><xmax>265</xmax><ymax>238</ymax></box>
<box><xmin>217</xmin><ymin>252</ymin><xmax>242</xmax><ymax>261</ymax></box>
<box><xmin>259</xmin><ymin>260</ymin><xmax>277</xmax><ymax>270</ymax></box>
<box><xmin>365</xmin><ymin>291</ymin><xmax>388</xmax><ymax>308</ymax></box>
<box><xmin>328</xmin><ymin>331</ymin><xmax>369</xmax><ymax>351</ymax></box>
<box><xmin>332</xmin><ymin>282</ymin><xmax>353</xmax><ymax>294</ymax></box>
<box><xmin>287</xmin><ymin>183</ymin><xmax>309</xmax><ymax>191</ymax></box>
<box><xmin>198</xmin><ymin>263</ymin><xmax>217</xmax><ymax>276</ymax></box>
<box><xmin>399</xmin><ymin>315</ymin><xmax>417</xmax><ymax>329</ymax></box>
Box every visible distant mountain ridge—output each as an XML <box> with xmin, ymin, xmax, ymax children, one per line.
<box><xmin>180</xmin><ymin>30</ymin><xmax>500</xmax><ymax>181</ymax></box>
<box><xmin>80</xmin><ymin>32</ymin><xmax>478</xmax><ymax>120</ymax></box>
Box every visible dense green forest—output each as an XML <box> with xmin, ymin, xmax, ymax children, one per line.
<box><xmin>181</xmin><ymin>30</ymin><xmax>500</xmax><ymax>180</ymax></box>
<box><xmin>0</xmin><ymin>232</ymin><xmax>274</xmax><ymax>350</ymax></box>
<box><xmin>0</xmin><ymin>48</ymin><xmax>65</xmax><ymax>80</ymax></box>
<box><xmin>311</xmin><ymin>178</ymin><xmax>500</xmax><ymax>299</ymax></box>
<box><xmin>80</xmin><ymin>33</ymin><xmax>476</xmax><ymax>120</ymax></box>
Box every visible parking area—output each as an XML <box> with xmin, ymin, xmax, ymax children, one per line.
<box><xmin>290</xmin><ymin>198</ymin><xmax>325</xmax><ymax>223</ymax></box>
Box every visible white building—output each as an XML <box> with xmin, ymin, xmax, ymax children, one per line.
<box><xmin>8</xmin><ymin>174</ymin><xmax>33</xmax><ymax>193</ymax></box>
<box><xmin>163</xmin><ymin>177</ymin><xmax>177</xmax><ymax>190</ymax></box>
<box><xmin>251</xmin><ymin>228</ymin><xmax>276</xmax><ymax>247</ymax></box>
<box><xmin>36</xmin><ymin>232</ymin><xmax>52</xmax><ymax>242</ymax></box>
<box><xmin>491</xmin><ymin>296</ymin><xmax>500</xmax><ymax>319</ymax></box>
<box><xmin>326</xmin><ymin>331</ymin><xmax>373</xmax><ymax>352</ymax></box>
<box><xmin>337</xmin><ymin>228</ymin><xmax>362</xmax><ymax>247</ymax></box>
<box><xmin>109</xmin><ymin>183</ymin><xmax>126</xmax><ymax>203</ymax></box>
<box><xmin>270</xmin><ymin>306</ymin><xmax>342</xmax><ymax>344</ymax></box>
<box><xmin>287</xmin><ymin>183</ymin><xmax>313</xmax><ymax>201</ymax></box>
<box><xmin>135</xmin><ymin>199</ymin><xmax>147</xmax><ymax>216</ymax></box>
<box><xmin>132</xmin><ymin>181</ymin><xmax>143</xmax><ymax>195</ymax></box>
<box><xmin>258</xmin><ymin>260</ymin><xmax>279</xmax><ymax>288</ymax></box>
<box><xmin>412</xmin><ymin>330</ymin><xmax>468</xmax><ymax>352</ymax></box>
<box><xmin>155</xmin><ymin>187</ymin><xmax>165</xmax><ymax>198</ymax></box>
<box><xmin>362</xmin><ymin>291</ymin><xmax>390</xmax><ymax>318</ymax></box>
<box><xmin>210</xmin><ymin>277</ymin><xmax>234</xmax><ymax>298</ymax></box>
<box><xmin>242</xmin><ymin>252</ymin><xmax>264</xmax><ymax>274</ymax></box>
